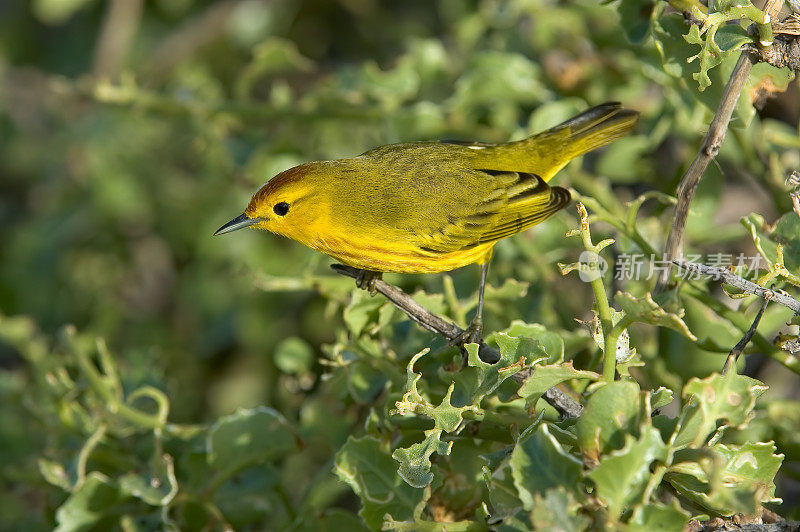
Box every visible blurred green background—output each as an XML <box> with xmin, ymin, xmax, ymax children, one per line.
<box><xmin>2</xmin><ymin>0</ymin><xmax>799</xmax><ymax>529</ymax></box>
<box><xmin>0</xmin><ymin>0</ymin><xmax>656</xmax><ymax>422</ymax></box>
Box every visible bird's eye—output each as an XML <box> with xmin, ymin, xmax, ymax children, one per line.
<box><xmin>273</xmin><ymin>202</ymin><xmax>290</xmax><ymax>216</ymax></box>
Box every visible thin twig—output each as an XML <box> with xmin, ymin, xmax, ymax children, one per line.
<box><xmin>331</xmin><ymin>264</ymin><xmax>584</xmax><ymax>419</ymax></box>
<box><xmin>138</xmin><ymin>0</ymin><xmax>244</xmax><ymax>84</ymax></box>
<box><xmin>722</xmin><ymin>296</ymin><xmax>770</xmax><ymax>374</ymax></box>
<box><xmin>673</xmin><ymin>260</ymin><xmax>800</xmax><ymax>314</ymax></box>
<box><xmin>655</xmin><ymin>51</ymin><xmax>756</xmax><ymax>292</ymax></box>
<box><xmin>93</xmin><ymin>0</ymin><xmax>143</xmax><ymax>78</ymax></box>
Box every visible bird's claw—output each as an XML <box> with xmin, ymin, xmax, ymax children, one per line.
<box><xmin>355</xmin><ymin>270</ymin><xmax>382</xmax><ymax>295</ymax></box>
<box><xmin>451</xmin><ymin>318</ymin><xmax>483</xmax><ymax>346</ymax></box>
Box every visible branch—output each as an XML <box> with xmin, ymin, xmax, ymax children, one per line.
<box><xmin>673</xmin><ymin>260</ymin><xmax>800</xmax><ymax>314</ymax></box>
<box><xmin>138</xmin><ymin>0</ymin><xmax>243</xmax><ymax>84</ymax></box>
<box><xmin>330</xmin><ymin>264</ymin><xmax>584</xmax><ymax>419</ymax></box>
<box><xmin>755</xmin><ymin>33</ymin><xmax>800</xmax><ymax>72</ymax></box>
<box><xmin>655</xmin><ymin>0</ymin><xmax>785</xmax><ymax>293</ymax></box>
<box><xmin>92</xmin><ymin>0</ymin><xmax>143</xmax><ymax>78</ymax></box>
<box><xmin>655</xmin><ymin>50</ymin><xmax>755</xmax><ymax>292</ymax></box>
<box><xmin>722</xmin><ymin>296</ymin><xmax>769</xmax><ymax>374</ymax></box>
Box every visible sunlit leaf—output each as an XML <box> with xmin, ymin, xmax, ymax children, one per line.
<box><xmin>207</xmin><ymin>407</ymin><xmax>298</xmax><ymax>478</ymax></box>
<box><xmin>627</xmin><ymin>501</ymin><xmax>690</xmax><ymax>532</ymax></box>
<box><xmin>334</xmin><ymin>436</ymin><xmax>425</xmax><ymax>530</ymax></box>
<box><xmin>588</xmin><ymin>426</ymin><xmax>667</xmax><ymax>520</ymax></box>
<box><xmin>517</xmin><ymin>362</ymin><xmax>599</xmax><ymax>409</ymax></box>
<box><xmin>615</xmin><ymin>292</ymin><xmax>697</xmax><ymax>340</ymax></box>
<box><xmin>672</xmin><ymin>372</ymin><xmax>766</xmax><ymax>449</ymax></box>
<box><xmin>529</xmin><ymin>488</ymin><xmax>591</xmax><ymax>531</ymax></box>
<box><xmin>510</xmin><ymin>424</ymin><xmax>583</xmax><ymax>510</ymax></box>
<box><xmin>576</xmin><ymin>380</ymin><xmax>642</xmax><ymax>462</ymax></box>
<box><xmin>54</xmin><ymin>473</ymin><xmax>120</xmax><ymax>532</ymax></box>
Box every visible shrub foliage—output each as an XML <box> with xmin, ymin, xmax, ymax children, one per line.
<box><xmin>0</xmin><ymin>0</ymin><xmax>798</xmax><ymax>530</ymax></box>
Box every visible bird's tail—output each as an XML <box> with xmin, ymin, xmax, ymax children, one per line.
<box><xmin>481</xmin><ymin>102</ymin><xmax>639</xmax><ymax>182</ymax></box>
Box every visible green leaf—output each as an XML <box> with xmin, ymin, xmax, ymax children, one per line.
<box><xmin>334</xmin><ymin>436</ymin><xmax>425</xmax><ymax>531</ymax></box>
<box><xmin>588</xmin><ymin>426</ymin><xmax>667</xmax><ymax>520</ymax></box>
<box><xmin>517</xmin><ymin>362</ymin><xmax>599</xmax><ymax>409</ymax></box>
<box><xmin>485</xmin><ymin>278</ymin><xmax>530</xmax><ymax>301</ymax></box>
<box><xmin>392</xmin><ymin>427</ymin><xmax>450</xmax><ymax>489</ymax></box>
<box><xmin>496</xmin><ymin>321</ymin><xmax>565</xmax><ymax>363</ymax></box>
<box><xmin>672</xmin><ymin>372</ymin><xmax>766</xmax><ymax>449</ymax></box>
<box><xmin>510</xmin><ymin>424</ymin><xmax>583</xmax><ymax>510</ymax></box>
<box><xmin>452</xmin><ymin>51</ymin><xmax>547</xmax><ymax>107</ymax></box>
<box><xmin>597</xmin><ymin>136</ymin><xmax>651</xmax><ymax>183</ymax></box>
<box><xmin>627</xmin><ymin>501</ymin><xmax>690</xmax><ymax>532</ymax></box>
<box><xmin>529</xmin><ymin>488</ymin><xmax>591</xmax><ymax>531</ymax></box>
<box><xmin>617</xmin><ymin>0</ymin><xmax>655</xmax><ymax>43</ymax></box>
<box><xmin>382</xmin><ymin>515</ymin><xmax>484</xmax><ymax>531</ymax></box>
<box><xmin>344</xmin><ymin>357</ymin><xmax>389</xmax><ymax>404</ymax></box>
<box><xmin>359</xmin><ymin>60</ymin><xmax>421</xmax><ymax>109</ymax></box>
<box><xmin>583</xmin><ymin>309</ymin><xmax>636</xmax><ymax>370</ymax></box>
<box><xmin>450</xmin><ymin>342</ymin><xmax>529</xmax><ymax>406</ymax></box>
<box><xmin>483</xmin><ymin>461</ymin><xmax>525</xmax><ymax>524</ymax></box>
<box><xmin>714</xmin><ymin>25</ymin><xmax>751</xmax><ymax>52</ymax></box>
<box><xmin>38</xmin><ymin>459</ymin><xmax>72</xmax><ymax>491</ymax></box>
<box><xmin>32</xmin><ymin>0</ymin><xmax>95</xmax><ymax>24</ymax></box>
<box><xmin>493</xmin><ymin>333</ymin><xmax>550</xmax><ymax>366</ymax></box>
<box><xmin>395</xmin><ymin>350</ymin><xmax>481</xmax><ymax>430</ymax></box>
<box><xmin>665</xmin><ymin>442</ymin><xmax>781</xmax><ymax>516</ymax></box>
<box><xmin>576</xmin><ymin>380</ymin><xmax>641</xmax><ymax>461</ymax></box>
<box><xmin>316</xmin><ymin>509</ymin><xmax>372</xmax><ymax>532</ymax></box>
<box><xmin>614</xmin><ymin>292</ymin><xmax>697</xmax><ymax>340</ymax></box>
<box><xmin>652</xmin><ymin>13</ymin><xmax>701</xmax><ymax>79</ymax></box>
<box><xmin>207</xmin><ymin>407</ymin><xmax>297</xmax><ymax>478</ymax></box>
<box><xmin>393</xmin><ymin>353</ymin><xmax>481</xmax><ymax>487</ymax></box>
<box><xmin>774</xmin><ymin>212</ymin><xmax>800</xmax><ymax>273</ymax></box>
<box><xmin>650</xmin><ymin>387</ymin><xmax>674</xmax><ymax>410</ymax></box>
<box><xmin>343</xmin><ymin>291</ymin><xmax>391</xmax><ymax>337</ymax></box>
<box><xmin>118</xmin><ymin>454</ymin><xmax>178</xmax><ymax>506</ymax></box>
<box><xmin>236</xmin><ymin>37</ymin><xmax>314</xmax><ymax>99</ymax></box>
<box><xmin>54</xmin><ymin>473</ymin><xmax>120</xmax><ymax>532</ymax></box>
<box><xmin>716</xmin><ymin>441</ymin><xmax>783</xmax><ymax>496</ymax></box>
<box><xmin>683</xmin><ymin>24</ymin><xmax>725</xmax><ymax>91</ymax></box>
<box><xmin>274</xmin><ymin>336</ymin><xmax>315</xmax><ymax>374</ymax></box>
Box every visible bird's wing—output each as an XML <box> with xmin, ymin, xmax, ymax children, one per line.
<box><xmin>413</xmin><ymin>170</ymin><xmax>571</xmax><ymax>254</ymax></box>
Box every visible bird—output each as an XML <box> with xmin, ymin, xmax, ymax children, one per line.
<box><xmin>215</xmin><ymin>102</ymin><xmax>639</xmax><ymax>343</ymax></box>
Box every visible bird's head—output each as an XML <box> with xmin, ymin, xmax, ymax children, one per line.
<box><xmin>214</xmin><ymin>163</ymin><xmax>319</xmax><ymax>238</ymax></box>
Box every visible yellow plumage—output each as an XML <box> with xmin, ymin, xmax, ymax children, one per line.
<box><xmin>216</xmin><ymin>102</ymin><xmax>638</xmax><ymax>275</ymax></box>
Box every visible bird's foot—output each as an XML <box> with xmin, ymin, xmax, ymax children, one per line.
<box><xmin>355</xmin><ymin>269</ymin><xmax>382</xmax><ymax>295</ymax></box>
<box><xmin>451</xmin><ymin>318</ymin><xmax>483</xmax><ymax>346</ymax></box>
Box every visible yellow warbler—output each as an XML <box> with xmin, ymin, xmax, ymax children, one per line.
<box><xmin>216</xmin><ymin>102</ymin><xmax>638</xmax><ymax>341</ymax></box>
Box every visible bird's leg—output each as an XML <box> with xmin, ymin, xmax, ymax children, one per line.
<box><xmin>355</xmin><ymin>269</ymin><xmax>382</xmax><ymax>295</ymax></box>
<box><xmin>452</xmin><ymin>261</ymin><xmax>490</xmax><ymax>346</ymax></box>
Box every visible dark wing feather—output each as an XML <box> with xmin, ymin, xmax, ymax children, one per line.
<box><xmin>414</xmin><ymin>170</ymin><xmax>570</xmax><ymax>254</ymax></box>
<box><xmin>472</xmin><ymin>186</ymin><xmax>571</xmax><ymax>245</ymax></box>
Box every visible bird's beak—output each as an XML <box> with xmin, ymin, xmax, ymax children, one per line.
<box><xmin>213</xmin><ymin>213</ymin><xmax>262</xmax><ymax>236</ymax></box>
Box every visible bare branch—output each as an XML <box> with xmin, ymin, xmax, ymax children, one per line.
<box><xmin>722</xmin><ymin>296</ymin><xmax>769</xmax><ymax>374</ymax></box>
<box><xmin>755</xmin><ymin>34</ymin><xmax>800</xmax><ymax>72</ymax></box>
<box><xmin>93</xmin><ymin>0</ymin><xmax>143</xmax><ymax>78</ymax></box>
<box><xmin>655</xmin><ymin>0</ymin><xmax>785</xmax><ymax>293</ymax></box>
<box><xmin>673</xmin><ymin>260</ymin><xmax>800</xmax><ymax>314</ymax></box>
<box><xmin>138</xmin><ymin>0</ymin><xmax>243</xmax><ymax>85</ymax></box>
<box><xmin>331</xmin><ymin>264</ymin><xmax>584</xmax><ymax>419</ymax></box>
<box><xmin>655</xmin><ymin>50</ymin><xmax>756</xmax><ymax>292</ymax></box>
